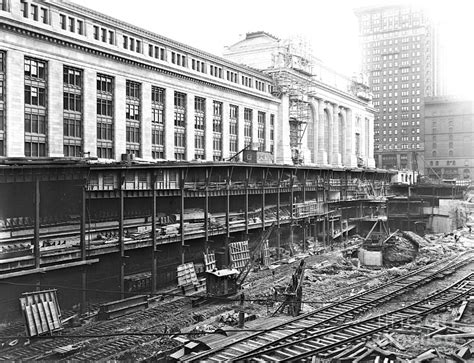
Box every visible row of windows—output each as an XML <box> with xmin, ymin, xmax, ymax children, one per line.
<box><xmin>60</xmin><ymin>14</ymin><xmax>84</xmax><ymax>35</ymax></box>
<box><xmin>20</xmin><ymin>1</ymin><xmax>49</xmax><ymax>24</ymax></box>
<box><xmin>16</xmin><ymin>2</ymin><xmax>271</xmax><ymax>94</ymax></box>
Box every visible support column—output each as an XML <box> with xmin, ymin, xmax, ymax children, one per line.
<box><xmin>48</xmin><ymin>60</ymin><xmax>63</xmax><ymax>157</ymax></box>
<box><xmin>317</xmin><ymin>99</ymin><xmax>327</xmax><ymax>165</ymax></box>
<box><xmin>222</xmin><ymin>102</ymin><xmax>230</xmax><ymax>160</ymax></box>
<box><xmin>34</xmin><ymin>179</ymin><xmax>40</xmax><ymax>269</ymax></box>
<box><xmin>310</xmin><ymin>99</ymin><xmax>319</xmax><ymax>165</ymax></box>
<box><xmin>261</xmin><ymin>169</ymin><xmax>265</xmax><ymax>230</ymax></box>
<box><xmin>5</xmin><ymin>49</ymin><xmax>24</xmax><ymax>156</ymax></box>
<box><xmin>339</xmin><ymin>107</ymin><xmax>346</xmax><ymax>167</ymax></box>
<box><xmin>80</xmin><ymin>180</ymin><xmax>87</xmax><ymax>314</ymax></box>
<box><xmin>180</xmin><ymin>169</ymin><xmax>185</xmax><ymax>264</ymax></box>
<box><xmin>114</xmin><ymin>77</ymin><xmax>127</xmax><ymax>159</ymax></box>
<box><xmin>164</xmin><ymin>87</ymin><xmax>175</xmax><ymax>160</ymax></box>
<box><xmin>345</xmin><ymin>108</ymin><xmax>357</xmax><ymax>167</ymax></box>
<box><xmin>205</xmin><ymin>99</ymin><xmax>213</xmax><ymax>161</ymax></box>
<box><xmin>276</xmin><ymin>169</ymin><xmax>281</xmax><ymax>260</ymax></box>
<box><xmin>151</xmin><ymin>172</ymin><xmax>157</xmax><ymax>294</ymax></box>
<box><xmin>245</xmin><ymin>168</ymin><xmax>249</xmax><ymax>235</ymax></box>
<box><xmin>83</xmin><ymin>68</ymin><xmax>97</xmax><ymax>157</ymax></box>
<box><xmin>367</xmin><ymin>116</ymin><xmax>376</xmax><ymax>167</ymax></box>
<box><xmin>276</xmin><ymin>94</ymin><xmax>292</xmax><ymax>164</ymax></box>
<box><xmin>118</xmin><ymin>173</ymin><xmax>125</xmax><ymax>299</ymax></box>
<box><xmin>332</xmin><ymin>104</ymin><xmax>340</xmax><ymax>166</ymax></box>
<box><xmin>186</xmin><ymin>94</ymin><xmax>195</xmax><ymax>160</ymax></box>
<box><xmin>327</xmin><ymin>103</ymin><xmax>333</xmax><ymax>165</ymax></box>
<box><xmin>237</xmin><ymin>106</ymin><xmax>245</xmax><ymax>157</ymax></box>
<box><xmin>141</xmin><ymin>82</ymin><xmax>152</xmax><ymax>160</ymax></box>
<box><xmin>204</xmin><ymin>168</ymin><xmax>209</xmax><ymax>252</ymax></box>
<box><xmin>252</xmin><ymin>109</ymin><xmax>259</xmax><ymax>147</ymax></box>
<box><xmin>264</xmin><ymin>111</ymin><xmax>271</xmax><ymax>153</ymax></box>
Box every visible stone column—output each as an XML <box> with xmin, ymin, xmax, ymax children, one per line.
<box><xmin>332</xmin><ymin>103</ymin><xmax>340</xmax><ymax>166</ymax></box>
<box><xmin>205</xmin><ymin>99</ymin><xmax>213</xmax><ymax>161</ymax></box>
<box><xmin>339</xmin><ymin>107</ymin><xmax>346</xmax><ymax>167</ymax></box>
<box><xmin>114</xmin><ymin>76</ymin><xmax>126</xmax><ymax>159</ymax></box>
<box><xmin>5</xmin><ymin>49</ymin><xmax>24</xmax><ymax>157</ymax></box>
<box><xmin>276</xmin><ymin>93</ymin><xmax>292</xmax><ymax>164</ymax></box>
<box><xmin>164</xmin><ymin>87</ymin><xmax>175</xmax><ymax>160</ymax></box>
<box><xmin>326</xmin><ymin>102</ymin><xmax>333</xmax><ymax>165</ymax></box>
<box><xmin>237</xmin><ymin>105</ymin><xmax>245</xmax><ymax>157</ymax></box>
<box><xmin>141</xmin><ymin>82</ymin><xmax>152</xmax><ymax>160</ymax></box>
<box><xmin>48</xmin><ymin>59</ymin><xmax>63</xmax><ymax>157</ymax></box>
<box><xmin>252</xmin><ymin>109</ymin><xmax>259</xmax><ymax>148</ymax></box>
<box><xmin>264</xmin><ymin>111</ymin><xmax>271</xmax><ymax>153</ymax></box>
<box><xmin>367</xmin><ymin>116</ymin><xmax>376</xmax><ymax>167</ymax></box>
<box><xmin>310</xmin><ymin>99</ymin><xmax>319</xmax><ymax>165</ymax></box>
<box><xmin>83</xmin><ymin>68</ymin><xmax>97</xmax><ymax>157</ymax></box>
<box><xmin>317</xmin><ymin>99</ymin><xmax>327</xmax><ymax>165</ymax></box>
<box><xmin>186</xmin><ymin>93</ymin><xmax>195</xmax><ymax>160</ymax></box>
<box><xmin>345</xmin><ymin>108</ymin><xmax>357</xmax><ymax>167</ymax></box>
<box><xmin>222</xmin><ymin>102</ymin><xmax>230</xmax><ymax>159</ymax></box>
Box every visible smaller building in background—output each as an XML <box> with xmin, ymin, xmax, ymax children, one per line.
<box><xmin>424</xmin><ymin>96</ymin><xmax>474</xmax><ymax>182</ymax></box>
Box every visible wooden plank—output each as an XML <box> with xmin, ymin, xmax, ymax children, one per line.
<box><xmin>31</xmin><ymin>304</ymin><xmax>43</xmax><ymax>335</ymax></box>
<box><xmin>36</xmin><ymin>302</ymin><xmax>49</xmax><ymax>333</ymax></box>
<box><xmin>42</xmin><ymin>301</ymin><xmax>55</xmax><ymax>331</ymax></box>
<box><xmin>48</xmin><ymin>301</ymin><xmax>61</xmax><ymax>329</ymax></box>
<box><xmin>24</xmin><ymin>305</ymin><xmax>37</xmax><ymax>337</ymax></box>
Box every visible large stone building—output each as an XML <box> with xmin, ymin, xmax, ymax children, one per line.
<box><xmin>424</xmin><ymin>96</ymin><xmax>474</xmax><ymax>181</ymax></box>
<box><xmin>355</xmin><ymin>5</ymin><xmax>445</xmax><ymax>171</ymax></box>
<box><xmin>0</xmin><ymin>0</ymin><xmax>281</xmax><ymax>162</ymax></box>
<box><xmin>224</xmin><ymin>32</ymin><xmax>376</xmax><ymax>167</ymax></box>
<box><xmin>0</xmin><ymin>1</ymin><xmax>375</xmax><ymax>167</ymax></box>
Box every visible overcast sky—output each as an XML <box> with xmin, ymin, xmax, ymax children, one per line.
<box><xmin>72</xmin><ymin>0</ymin><xmax>474</xmax><ymax>99</ymax></box>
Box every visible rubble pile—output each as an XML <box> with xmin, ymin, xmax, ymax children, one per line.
<box><xmin>382</xmin><ymin>235</ymin><xmax>418</xmax><ymax>267</ymax></box>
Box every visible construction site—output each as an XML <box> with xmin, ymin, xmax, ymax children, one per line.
<box><xmin>0</xmin><ymin>159</ymin><xmax>473</xmax><ymax>362</ymax></box>
<box><xmin>0</xmin><ymin>1</ymin><xmax>473</xmax><ymax>361</ymax></box>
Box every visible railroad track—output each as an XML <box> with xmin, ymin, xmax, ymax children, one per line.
<box><xmin>236</xmin><ymin>272</ymin><xmax>474</xmax><ymax>361</ymax></box>
<box><xmin>0</xmin><ymin>253</ymin><xmax>471</xmax><ymax>361</ymax></box>
<box><xmin>187</xmin><ymin>252</ymin><xmax>473</xmax><ymax>361</ymax></box>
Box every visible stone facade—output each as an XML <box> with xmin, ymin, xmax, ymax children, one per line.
<box><xmin>223</xmin><ymin>32</ymin><xmax>375</xmax><ymax>168</ymax></box>
<box><xmin>0</xmin><ymin>0</ymin><xmax>280</xmax><ymax>162</ymax></box>
<box><xmin>424</xmin><ymin>97</ymin><xmax>474</xmax><ymax>181</ymax></box>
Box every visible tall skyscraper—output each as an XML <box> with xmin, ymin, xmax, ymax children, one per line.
<box><xmin>355</xmin><ymin>5</ymin><xmax>445</xmax><ymax>171</ymax></box>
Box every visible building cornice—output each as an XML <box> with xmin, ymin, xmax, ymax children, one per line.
<box><xmin>45</xmin><ymin>0</ymin><xmax>271</xmax><ymax>81</ymax></box>
<box><xmin>0</xmin><ymin>19</ymin><xmax>280</xmax><ymax>104</ymax></box>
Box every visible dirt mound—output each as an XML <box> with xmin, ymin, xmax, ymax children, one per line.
<box><xmin>383</xmin><ymin>235</ymin><xmax>418</xmax><ymax>267</ymax></box>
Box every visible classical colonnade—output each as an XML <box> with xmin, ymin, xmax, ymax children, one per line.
<box><xmin>304</xmin><ymin>97</ymin><xmax>375</xmax><ymax>168</ymax></box>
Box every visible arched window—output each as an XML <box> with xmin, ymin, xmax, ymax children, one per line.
<box><xmin>449</xmin><ymin>150</ymin><xmax>453</xmax><ymax>157</ymax></box>
<box><xmin>432</xmin><ymin>150</ymin><xmax>437</xmax><ymax>157</ymax></box>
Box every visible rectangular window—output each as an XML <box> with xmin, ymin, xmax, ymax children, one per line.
<box><xmin>63</xmin><ymin>66</ymin><xmax>83</xmax><ymax>157</ymax></box>
<box><xmin>194</xmin><ymin>97</ymin><xmax>205</xmax><ymax>159</ymax></box>
<box><xmin>93</xmin><ymin>25</ymin><xmax>99</xmax><ymax>40</ymax></box>
<box><xmin>68</xmin><ymin>17</ymin><xmax>75</xmax><ymax>32</ymax></box>
<box><xmin>257</xmin><ymin>111</ymin><xmax>265</xmax><ymax>151</ymax></box>
<box><xmin>174</xmin><ymin>92</ymin><xmax>186</xmax><ymax>159</ymax></box>
<box><xmin>97</xmin><ymin>73</ymin><xmax>114</xmax><ymax>158</ymax></box>
<box><xmin>244</xmin><ymin>108</ymin><xmax>252</xmax><ymax>147</ymax></box>
<box><xmin>77</xmin><ymin>19</ymin><xmax>83</xmax><ymax>34</ymax></box>
<box><xmin>40</xmin><ymin>7</ymin><xmax>48</xmax><ymax>24</ymax></box>
<box><xmin>25</xmin><ymin>57</ymin><xmax>47</xmax><ymax>157</ymax></box>
<box><xmin>229</xmin><ymin>105</ymin><xmax>238</xmax><ymax>156</ymax></box>
<box><xmin>212</xmin><ymin>101</ymin><xmax>223</xmax><ymax>160</ymax></box>
<box><xmin>151</xmin><ymin>86</ymin><xmax>165</xmax><ymax>159</ymax></box>
<box><xmin>126</xmin><ymin>80</ymin><xmax>141</xmax><ymax>156</ymax></box>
